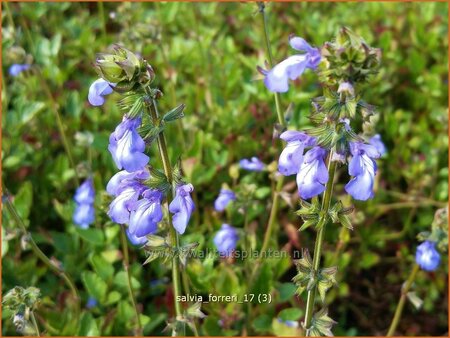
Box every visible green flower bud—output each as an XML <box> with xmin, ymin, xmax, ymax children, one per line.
<box><xmin>94</xmin><ymin>45</ymin><xmax>157</xmax><ymax>94</ymax></box>
<box><xmin>94</xmin><ymin>45</ymin><xmax>142</xmax><ymax>84</ymax></box>
<box><xmin>318</xmin><ymin>27</ymin><xmax>381</xmax><ymax>85</ymax></box>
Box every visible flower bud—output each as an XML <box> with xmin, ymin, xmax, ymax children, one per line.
<box><xmin>94</xmin><ymin>45</ymin><xmax>142</xmax><ymax>84</ymax></box>
<box><xmin>318</xmin><ymin>27</ymin><xmax>381</xmax><ymax>85</ymax></box>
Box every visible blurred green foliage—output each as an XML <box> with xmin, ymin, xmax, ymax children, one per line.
<box><xmin>2</xmin><ymin>2</ymin><xmax>448</xmax><ymax>336</ymax></box>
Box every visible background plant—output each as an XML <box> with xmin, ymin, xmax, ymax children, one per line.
<box><xmin>2</xmin><ymin>2</ymin><xmax>448</xmax><ymax>336</ymax></box>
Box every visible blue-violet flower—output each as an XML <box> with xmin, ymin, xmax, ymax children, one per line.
<box><xmin>278</xmin><ymin>130</ymin><xmax>316</xmax><ymax>176</ymax></box>
<box><xmin>88</xmin><ymin>78</ymin><xmax>115</xmax><ymax>106</ymax></box>
<box><xmin>415</xmin><ymin>240</ymin><xmax>440</xmax><ymax>271</ymax></box>
<box><xmin>262</xmin><ymin>36</ymin><xmax>321</xmax><ymax>93</ymax></box>
<box><xmin>214</xmin><ymin>189</ymin><xmax>236</xmax><ymax>212</ymax></box>
<box><xmin>296</xmin><ymin>146</ymin><xmax>328</xmax><ymax>199</ymax></box>
<box><xmin>369</xmin><ymin>134</ymin><xmax>387</xmax><ymax>156</ymax></box>
<box><xmin>345</xmin><ymin>142</ymin><xmax>380</xmax><ymax>201</ymax></box>
<box><xmin>239</xmin><ymin>157</ymin><xmax>265</xmax><ymax>171</ymax></box>
<box><xmin>214</xmin><ymin>224</ymin><xmax>239</xmax><ymax>256</ymax></box>
<box><xmin>73</xmin><ymin>178</ymin><xmax>95</xmax><ymax>228</ymax></box>
<box><xmin>108</xmin><ymin>116</ymin><xmax>149</xmax><ymax>172</ymax></box>
<box><xmin>9</xmin><ymin>64</ymin><xmax>30</xmax><ymax>77</ymax></box>
<box><xmin>128</xmin><ymin>189</ymin><xmax>163</xmax><ymax>237</ymax></box>
<box><xmin>126</xmin><ymin>228</ymin><xmax>148</xmax><ymax>246</ymax></box>
<box><xmin>169</xmin><ymin>184</ymin><xmax>195</xmax><ymax>235</ymax></box>
<box><xmin>108</xmin><ymin>184</ymin><xmax>143</xmax><ymax>224</ymax></box>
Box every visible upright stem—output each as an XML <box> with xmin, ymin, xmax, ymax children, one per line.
<box><xmin>30</xmin><ymin>311</ymin><xmax>40</xmax><ymax>337</ymax></box>
<box><xmin>259</xmin><ymin>2</ymin><xmax>283</xmax><ymax>126</ymax></box>
<box><xmin>252</xmin><ymin>1</ymin><xmax>286</xmax><ymax>277</ymax></box>
<box><xmin>303</xmin><ymin>158</ymin><xmax>337</xmax><ymax>335</ymax></box>
<box><xmin>34</xmin><ymin>68</ymin><xmax>79</xmax><ymax>186</ymax></box>
<box><xmin>386</xmin><ymin>264</ymin><xmax>420</xmax><ymax>336</ymax></box>
<box><xmin>3</xmin><ymin>2</ymin><xmax>16</xmax><ymax>35</ymax></box>
<box><xmin>2</xmin><ymin>186</ymin><xmax>80</xmax><ymax>332</ymax></box>
<box><xmin>119</xmin><ymin>225</ymin><xmax>142</xmax><ymax>336</ymax></box>
<box><xmin>146</xmin><ymin>96</ymin><xmax>183</xmax><ymax>334</ymax></box>
<box><xmin>97</xmin><ymin>2</ymin><xmax>107</xmax><ymax>40</ymax></box>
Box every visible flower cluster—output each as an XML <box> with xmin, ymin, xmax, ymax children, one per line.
<box><xmin>89</xmin><ymin>46</ymin><xmax>195</xmax><ymax>244</ymax></box>
<box><xmin>278</xmin><ymin>130</ymin><xmax>382</xmax><ymax>201</ymax></box>
<box><xmin>73</xmin><ymin>178</ymin><xmax>95</xmax><ymax>228</ymax></box>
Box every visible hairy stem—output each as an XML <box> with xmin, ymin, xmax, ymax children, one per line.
<box><xmin>146</xmin><ymin>95</ymin><xmax>184</xmax><ymax>335</ymax></box>
<box><xmin>2</xmin><ymin>186</ymin><xmax>80</xmax><ymax>332</ymax></box>
<box><xmin>119</xmin><ymin>225</ymin><xmax>142</xmax><ymax>336</ymax></box>
<box><xmin>386</xmin><ymin>264</ymin><xmax>420</xmax><ymax>336</ymax></box>
<box><xmin>303</xmin><ymin>158</ymin><xmax>337</xmax><ymax>335</ymax></box>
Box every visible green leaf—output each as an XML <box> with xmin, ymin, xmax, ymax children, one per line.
<box><xmin>75</xmin><ymin>228</ymin><xmax>105</xmax><ymax>246</ymax></box>
<box><xmin>278</xmin><ymin>308</ymin><xmax>303</xmax><ymax>321</ymax></box>
<box><xmin>277</xmin><ymin>283</ymin><xmax>297</xmax><ymax>302</ymax></box>
<box><xmin>360</xmin><ymin>252</ymin><xmax>380</xmax><ymax>269</ymax></box>
<box><xmin>114</xmin><ymin>271</ymin><xmax>141</xmax><ymax>291</ymax></box>
<box><xmin>81</xmin><ymin>271</ymin><xmax>107</xmax><ymax>302</ymax></box>
<box><xmin>105</xmin><ymin>291</ymin><xmax>122</xmax><ymax>306</ymax></box>
<box><xmin>252</xmin><ymin>263</ymin><xmax>272</xmax><ymax>295</ymax></box>
<box><xmin>78</xmin><ymin>313</ymin><xmax>100</xmax><ymax>336</ymax></box>
<box><xmin>252</xmin><ymin>314</ymin><xmax>272</xmax><ymax>334</ymax></box>
<box><xmin>90</xmin><ymin>254</ymin><xmax>114</xmax><ymax>281</ymax></box>
<box><xmin>202</xmin><ymin>316</ymin><xmax>222</xmax><ymax>336</ymax></box>
<box><xmin>13</xmin><ymin>181</ymin><xmax>33</xmax><ymax>224</ymax></box>
<box><xmin>162</xmin><ymin>103</ymin><xmax>185</xmax><ymax>122</ymax></box>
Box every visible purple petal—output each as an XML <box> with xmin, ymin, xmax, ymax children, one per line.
<box><xmin>108</xmin><ymin>187</ymin><xmax>140</xmax><ymax>224</ymax></box>
<box><xmin>74</xmin><ymin>179</ymin><xmax>95</xmax><ymax>204</ymax></box>
<box><xmin>169</xmin><ymin>184</ymin><xmax>195</xmax><ymax>235</ymax></box>
<box><xmin>344</xmin><ymin>169</ymin><xmax>374</xmax><ymax>201</ymax></box>
<box><xmin>73</xmin><ymin>203</ymin><xmax>95</xmax><ymax>228</ymax></box>
<box><xmin>129</xmin><ymin>198</ymin><xmax>162</xmax><ymax>237</ymax></box>
<box><xmin>278</xmin><ymin>141</ymin><xmax>305</xmax><ymax>176</ymax></box>
<box><xmin>213</xmin><ymin>224</ymin><xmax>239</xmax><ymax>256</ymax></box>
<box><xmin>289</xmin><ymin>36</ymin><xmax>314</xmax><ymax>53</ymax></box>
<box><xmin>264</xmin><ymin>55</ymin><xmax>308</xmax><ymax>93</ymax></box>
<box><xmin>214</xmin><ymin>189</ymin><xmax>236</xmax><ymax>212</ymax></box>
<box><xmin>88</xmin><ymin>79</ymin><xmax>115</xmax><ymax>106</ymax></box>
<box><xmin>126</xmin><ymin>228</ymin><xmax>148</xmax><ymax>246</ymax></box>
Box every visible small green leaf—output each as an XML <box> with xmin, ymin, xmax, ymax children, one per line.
<box><xmin>75</xmin><ymin>228</ymin><xmax>105</xmax><ymax>246</ymax></box>
<box><xmin>78</xmin><ymin>313</ymin><xmax>100</xmax><ymax>336</ymax></box>
<box><xmin>82</xmin><ymin>272</ymin><xmax>107</xmax><ymax>302</ymax></box>
<box><xmin>162</xmin><ymin>103</ymin><xmax>185</xmax><ymax>122</ymax></box>
<box><xmin>114</xmin><ymin>271</ymin><xmax>141</xmax><ymax>291</ymax></box>
<box><xmin>90</xmin><ymin>255</ymin><xmax>114</xmax><ymax>281</ymax></box>
<box><xmin>278</xmin><ymin>308</ymin><xmax>303</xmax><ymax>321</ymax></box>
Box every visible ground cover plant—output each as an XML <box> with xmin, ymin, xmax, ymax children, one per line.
<box><xmin>2</xmin><ymin>2</ymin><xmax>448</xmax><ymax>336</ymax></box>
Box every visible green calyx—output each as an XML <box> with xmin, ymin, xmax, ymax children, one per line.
<box><xmin>94</xmin><ymin>45</ymin><xmax>155</xmax><ymax>89</ymax></box>
<box><xmin>318</xmin><ymin>27</ymin><xmax>381</xmax><ymax>86</ymax></box>
<box><xmin>292</xmin><ymin>250</ymin><xmax>338</xmax><ymax>303</ymax></box>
